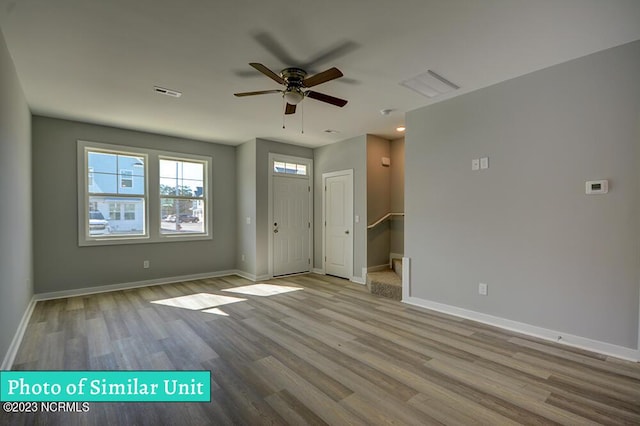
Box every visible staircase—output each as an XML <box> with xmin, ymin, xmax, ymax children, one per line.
<box><xmin>367</xmin><ymin>258</ymin><xmax>403</xmax><ymax>300</ymax></box>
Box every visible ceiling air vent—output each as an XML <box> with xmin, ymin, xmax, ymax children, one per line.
<box><xmin>400</xmin><ymin>70</ymin><xmax>458</xmax><ymax>99</ymax></box>
<box><xmin>154</xmin><ymin>86</ymin><xmax>182</xmax><ymax>98</ymax></box>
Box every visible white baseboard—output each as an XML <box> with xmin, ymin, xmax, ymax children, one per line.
<box><xmin>1</xmin><ymin>296</ymin><xmax>37</xmax><ymax>370</ymax></box>
<box><xmin>389</xmin><ymin>253</ymin><xmax>404</xmax><ymax>265</ymax></box>
<box><xmin>34</xmin><ymin>269</ymin><xmax>239</xmax><ymax>301</ymax></box>
<box><xmin>402</xmin><ymin>257</ymin><xmax>410</xmax><ymax>298</ymax></box>
<box><xmin>402</xmin><ymin>295</ymin><xmax>640</xmax><ymax>362</ymax></box>
<box><xmin>367</xmin><ymin>264</ymin><xmax>389</xmax><ymax>273</ymax></box>
<box><xmin>312</xmin><ymin>268</ymin><xmax>325</xmax><ymax>275</ymax></box>
<box><xmin>233</xmin><ymin>270</ymin><xmax>270</xmax><ymax>282</ymax></box>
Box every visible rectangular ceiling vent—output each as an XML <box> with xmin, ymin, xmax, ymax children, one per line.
<box><xmin>400</xmin><ymin>70</ymin><xmax>459</xmax><ymax>99</ymax></box>
<box><xmin>154</xmin><ymin>86</ymin><xmax>182</xmax><ymax>98</ymax></box>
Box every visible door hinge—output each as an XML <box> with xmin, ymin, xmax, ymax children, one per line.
<box><xmin>308</xmin><ymin>222</ymin><xmax>311</xmax><ymax>228</ymax></box>
<box><xmin>308</xmin><ymin>258</ymin><xmax>311</xmax><ymax>265</ymax></box>
<box><xmin>308</xmin><ymin>186</ymin><xmax>311</xmax><ymax>192</ymax></box>
<box><xmin>325</xmin><ymin>256</ymin><xmax>327</xmax><ymax>261</ymax></box>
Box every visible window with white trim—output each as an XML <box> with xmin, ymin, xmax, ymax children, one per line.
<box><xmin>159</xmin><ymin>157</ymin><xmax>206</xmax><ymax>235</ymax></box>
<box><xmin>273</xmin><ymin>160</ymin><xmax>308</xmax><ymax>176</ymax></box>
<box><xmin>78</xmin><ymin>141</ymin><xmax>212</xmax><ymax>246</ymax></box>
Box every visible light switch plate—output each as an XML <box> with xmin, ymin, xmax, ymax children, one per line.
<box><xmin>480</xmin><ymin>157</ymin><xmax>489</xmax><ymax>169</ymax></box>
<box><xmin>478</xmin><ymin>282</ymin><xmax>488</xmax><ymax>296</ymax></box>
<box><xmin>472</xmin><ymin>159</ymin><xmax>480</xmax><ymax>171</ymax></box>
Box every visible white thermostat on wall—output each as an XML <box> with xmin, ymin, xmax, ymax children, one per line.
<box><xmin>585</xmin><ymin>180</ymin><xmax>608</xmax><ymax>194</ymax></box>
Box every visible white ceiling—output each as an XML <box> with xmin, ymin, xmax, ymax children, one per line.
<box><xmin>1</xmin><ymin>0</ymin><xmax>639</xmax><ymax>147</ymax></box>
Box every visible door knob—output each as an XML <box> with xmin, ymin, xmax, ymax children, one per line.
<box><xmin>274</xmin><ymin>229</ymin><xmax>279</xmax><ymax>233</ymax></box>
<box><xmin>345</xmin><ymin>230</ymin><xmax>350</xmax><ymax>235</ymax></box>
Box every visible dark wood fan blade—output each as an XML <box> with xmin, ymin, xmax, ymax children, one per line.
<box><xmin>285</xmin><ymin>103</ymin><xmax>297</xmax><ymax>115</ymax></box>
<box><xmin>252</xmin><ymin>32</ymin><xmax>298</xmax><ymax>66</ymax></box>
<box><xmin>300</xmin><ymin>41</ymin><xmax>359</xmax><ymax>70</ymax></box>
<box><xmin>303</xmin><ymin>67</ymin><xmax>343</xmax><ymax>88</ymax></box>
<box><xmin>306</xmin><ymin>91</ymin><xmax>348</xmax><ymax>107</ymax></box>
<box><xmin>234</xmin><ymin>89</ymin><xmax>282</xmax><ymax>97</ymax></box>
<box><xmin>249</xmin><ymin>63</ymin><xmax>285</xmax><ymax>85</ymax></box>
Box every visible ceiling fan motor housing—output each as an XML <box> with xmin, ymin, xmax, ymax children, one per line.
<box><xmin>281</xmin><ymin>67</ymin><xmax>307</xmax><ymax>86</ymax></box>
<box><xmin>281</xmin><ymin>68</ymin><xmax>307</xmax><ymax>104</ymax></box>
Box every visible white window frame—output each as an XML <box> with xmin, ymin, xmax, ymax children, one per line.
<box><xmin>158</xmin><ymin>155</ymin><xmax>210</xmax><ymax>241</ymax></box>
<box><xmin>78</xmin><ymin>140</ymin><xmax>212</xmax><ymax>246</ymax></box>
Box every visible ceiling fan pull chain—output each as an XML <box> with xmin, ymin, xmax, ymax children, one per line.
<box><xmin>282</xmin><ymin>96</ymin><xmax>286</xmax><ymax>129</ymax></box>
<box><xmin>301</xmin><ymin>100</ymin><xmax>304</xmax><ymax>134</ymax></box>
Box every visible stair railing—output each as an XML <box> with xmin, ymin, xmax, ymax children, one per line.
<box><xmin>367</xmin><ymin>212</ymin><xmax>404</xmax><ymax>229</ymax></box>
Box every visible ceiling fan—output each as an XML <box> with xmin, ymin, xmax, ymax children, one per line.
<box><xmin>234</xmin><ymin>63</ymin><xmax>348</xmax><ymax>115</ymax></box>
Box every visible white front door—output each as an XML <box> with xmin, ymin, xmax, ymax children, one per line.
<box><xmin>273</xmin><ymin>175</ymin><xmax>310</xmax><ymax>276</ymax></box>
<box><xmin>324</xmin><ymin>171</ymin><xmax>353</xmax><ymax>279</ymax></box>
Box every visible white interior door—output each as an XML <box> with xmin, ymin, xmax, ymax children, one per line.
<box><xmin>273</xmin><ymin>175</ymin><xmax>310</xmax><ymax>276</ymax></box>
<box><xmin>324</xmin><ymin>171</ymin><xmax>353</xmax><ymax>279</ymax></box>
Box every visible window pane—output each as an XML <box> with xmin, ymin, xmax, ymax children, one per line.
<box><xmin>160</xmin><ymin>159</ymin><xmax>204</xmax><ymax>197</ymax></box>
<box><xmin>160</xmin><ymin>198</ymin><xmax>205</xmax><ymax>234</ymax></box>
<box><xmin>88</xmin><ymin>152</ymin><xmax>116</xmax><ymax>174</ymax></box>
<box><xmin>88</xmin><ymin>151</ymin><xmax>145</xmax><ymax>196</ymax></box>
<box><xmin>88</xmin><ymin>196</ymin><xmax>145</xmax><ymax>237</ymax></box>
<box><xmin>118</xmin><ymin>155</ymin><xmax>145</xmax><ymax>177</ymax></box>
<box><xmin>273</xmin><ymin>160</ymin><xmax>307</xmax><ymax>175</ymax></box>
<box><xmin>89</xmin><ymin>171</ymin><xmax>117</xmax><ymax>194</ymax></box>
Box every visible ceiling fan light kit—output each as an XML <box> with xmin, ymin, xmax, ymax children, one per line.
<box><xmin>234</xmin><ymin>63</ymin><xmax>348</xmax><ymax>116</ymax></box>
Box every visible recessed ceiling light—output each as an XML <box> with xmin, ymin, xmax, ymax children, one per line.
<box><xmin>324</xmin><ymin>129</ymin><xmax>340</xmax><ymax>134</ymax></box>
<box><xmin>396</xmin><ymin>126</ymin><xmax>406</xmax><ymax>132</ymax></box>
<box><xmin>400</xmin><ymin>70</ymin><xmax>458</xmax><ymax>99</ymax></box>
<box><xmin>154</xmin><ymin>86</ymin><xmax>182</xmax><ymax>98</ymax></box>
<box><xmin>380</xmin><ymin>108</ymin><xmax>395</xmax><ymax>116</ymax></box>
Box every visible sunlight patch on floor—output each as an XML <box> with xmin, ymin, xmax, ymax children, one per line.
<box><xmin>151</xmin><ymin>293</ymin><xmax>246</xmax><ymax>310</ymax></box>
<box><xmin>201</xmin><ymin>307</ymin><xmax>229</xmax><ymax>316</ymax></box>
<box><xmin>222</xmin><ymin>283</ymin><xmax>303</xmax><ymax>296</ymax></box>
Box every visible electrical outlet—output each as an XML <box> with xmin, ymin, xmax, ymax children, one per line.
<box><xmin>143</xmin><ymin>260</ymin><xmax>150</xmax><ymax>269</ymax></box>
<box><xmin>472</xmin><ymin>159</ymin><xmax>480</xmax><ymax>171</ymax></box>
<box><xmin>478</xmin><ymin>282</ymin><xmax>488</xmax><ymax>296</ymax></box>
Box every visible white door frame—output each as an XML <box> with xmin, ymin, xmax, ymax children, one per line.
<box><xmin>322</xmin><ymin>169</ymin><xmax>354</xmax><ymax>278</ymax></box>
<box><xmin>268</xmin><ymin>153</ymin><xmax>313</xmax><ymax>278</ymax></box>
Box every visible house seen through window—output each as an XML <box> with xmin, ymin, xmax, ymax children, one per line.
<box><xmin>87</xmin><ymin>150</ymin><xmax>146</xmax><ymax>237</ymax></box>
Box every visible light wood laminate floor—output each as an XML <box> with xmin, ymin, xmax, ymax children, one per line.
<box><xmin>3</xmin><ymin>273</ymin><xmax>640</xmax><ymax>425</ymax></box>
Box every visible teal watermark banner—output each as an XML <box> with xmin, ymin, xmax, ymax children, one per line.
<box><xmin>1</xmin><ymin>371</ymin><xmax>211</xmax><ymax>402</ymax></box>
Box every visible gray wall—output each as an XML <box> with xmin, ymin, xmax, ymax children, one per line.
<box><xmin>32</xmin><ymin>116</ymin><xmax>237</xmax><ymax>294</ymax></box>
<box><xmin>236</xmin><ymin>139</ymin><xmax>257</xmax><ymax>276</ymax></box>
<box><xmin>367</xmin><ymin>135</ymin><xmax>391</xmax><ymax>267</ymax></box>
<box><xmin>405</xmin><ymin>40</ymin><xmax>640</xmax><ymax>349</ymax></box>
<box><xmin>390</xmin><ymin>137</ymin><xmax>405</xmax><ymax>254</ymax></box>
<box><xmin>0</xmin><ymin>29</ymin><xmax>33</xmax><ymax>365</ymax></box>
<box><xmin>314</xmin><ymin>135</ymin><xmax>367</xmax><ymax>278</ymax></box>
